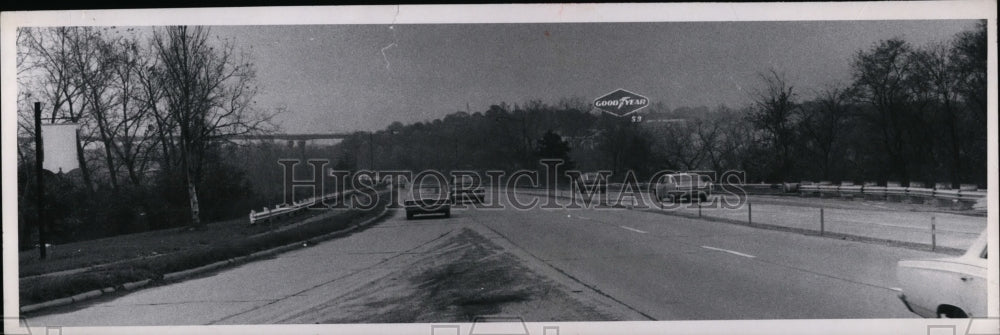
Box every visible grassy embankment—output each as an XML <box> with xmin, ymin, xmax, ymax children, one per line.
<box><xmin>20</xmin><ymin>192</ymin><xmax>389</xmax><ymax>307</ymax></box>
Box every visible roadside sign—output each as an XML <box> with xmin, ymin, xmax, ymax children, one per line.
<box><xmin>41</xmin><ymin>123</ymin><xmax>80</xmax><ymax>173</ymax></box>
<box><xmin>593</xmin><ymin>89</ymin><xmax>649</xmax><ymax>117</ymax></box>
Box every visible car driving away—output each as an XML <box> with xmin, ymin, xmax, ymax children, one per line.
<box><xmin>450</xmin><ymin>175</ymin><xmax>485</xmax><ymax>203</ymax></box>
<box><xmin>896</xmin><ymin>228</ymin><xmax>990</xmax><ymax>318</ymax></box>
<box><xmin>404</xmin><ymin>177</ymin><xmax>452</xmax><ymax>220</ymax></box>
<box><xmin>652</xmin><ymin>173</ymin><xmax>713</xmax><ymax>202</ymax></box>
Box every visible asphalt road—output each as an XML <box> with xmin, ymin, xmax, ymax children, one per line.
<box><xmin>464</xmin><ymin>199</ymin><xmax>935</xmax><ymax>319</ymax></box>
<box><xmin>29</xmin><ymin>193</ymin><xmax>943</xmax><ymax>326</ymax></box>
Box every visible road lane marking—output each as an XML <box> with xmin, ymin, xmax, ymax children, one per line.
<box><xmin>701</xmin><ymin>245</ymin><xmax>755</xmax><ymax>258</ymax></box>
<box><xmin>620</xmin><ymin>226</ymin><xmax>648</xmax><ymax>234</ymax></box>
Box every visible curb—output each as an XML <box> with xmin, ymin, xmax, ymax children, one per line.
<box><xmin>20</xmin><ymin>207</ymin><xmax>392</xmax><ymax>314</ymax></box>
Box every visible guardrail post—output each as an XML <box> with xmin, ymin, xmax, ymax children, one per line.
<box><xmin>931</xmin><ymin>216</ymin><xmax>936</xmax><ymax>251</ymax></box>
<box><xmin>820</xmin><ymin>207</ymin><xmax>825</xmax><ymax>236</ymax></box>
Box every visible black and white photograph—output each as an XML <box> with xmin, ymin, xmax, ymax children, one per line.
<box><xmin>2</xmin><ymin>2</ymin><xmax>997</xmax><ymax>335</ymax></box>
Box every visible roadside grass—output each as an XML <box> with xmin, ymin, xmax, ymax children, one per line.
<box><xmin>20</xmin><ymin>194</ymin><xmax>389</xmax><ymax>307</ymax></box>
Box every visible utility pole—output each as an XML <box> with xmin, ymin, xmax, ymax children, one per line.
<box><xmin>34</xmin><ymin>102</ymin><xmax>47</xmax><ymax>259</ymax></box>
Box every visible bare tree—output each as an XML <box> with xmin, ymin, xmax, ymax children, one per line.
<box><xmin>748</xmin><ymin>69</ymin><xmax>799</xmax><ymax>181</ymax></box>
<box><xmin>106</xmin><ymin>35</ymin><xmax>161</xmax><ymax>187</ymax></box>
<box><xmin>135</xmin><ymin>41</ymin><xmax>176</xmax><ymax>174</ymax></box>
<box><xmin>949</xmin><ymin>22</ymin><xmax>987</xmax><ymax>128</ymax></box>
<box><xmin>651</xmin><ymin>121</ymin><xmax>703</xmax><ymax>171</ymax></box>
<box><xmin>19</xmin><ymin>27</ymin><xmax>96</xmax><ymax>191</ymax></box>
<box><xmin>151</xmin><ymin>26</ymin><xmax>269</xmax><ymax>229</ymax></box>
<box><xmin>799</xmin><ymin>85</ymin><xmax>854</xmax><ymax>180</ymax></box>
<box><xmin>67</xmin><ymin>27</ymin><xmax>124</xmax><ymax>192</ymax></box>
<box><xmin>948</xmin><ymin>22</ymin><xmax>987</xmax><ymax>186</ymax></box>
<box><xmin>851</xmin><ymin>38</ymin><xmax>915</xmax><ymax>183</ymax></box>
<box><xmin>694</xmin><ymin>109</ymin><xmax>726</xmax><ymax>173</ymax></box>
<box><xmin>905</xmin><ymin>43</ymin><xmax>959</xmax><ymax>187</ymax></box>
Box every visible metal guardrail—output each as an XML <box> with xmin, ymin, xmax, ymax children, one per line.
<box><xmin>839</xmin><ymin>184</ymin><xmax>863</xmax><ymax>195</ymax></box>
<box><xmin>863</xmin><ymin>185</ymin><xmax>886</xmax><ymax>197</ymax></box>
<box><xmin>550</xmin><ymin>181</ymin><xmax>985</xmax><ymax>203</ymax></box>
<box><xmin>885</xmin><ymin>185</ymin><xmax>908</xmax><ymax>196</ymax></box>
<box><xmin>249</xmin><ymin>190</ymin><xmax>357</xmax><ymax>225</ymax></box>
<box><xmin>797</xmin><ymin>182</ymin><xmax>985</xmax><ymax>202</ymax></box>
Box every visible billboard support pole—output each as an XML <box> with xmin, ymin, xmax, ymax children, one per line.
<box><xmin>34</xmin><ymin>102</ymin><xmax>47</xmax><ymax>260</ymax></box>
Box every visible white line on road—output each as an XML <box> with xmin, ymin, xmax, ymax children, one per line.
<box><xmin>620</xmin><ymin>226</ymin><xmax>648</xmax><ymax>234</ymax></box>
<box><xmin>701</xmin><ymin>245</ymin><xmax>756</xmax><ymax>258</ymax></box>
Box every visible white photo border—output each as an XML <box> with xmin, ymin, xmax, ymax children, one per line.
<box><xmin>2</xmin><ymin>1</ymin><xmax>996</xmax><ymax>335</ymax></box>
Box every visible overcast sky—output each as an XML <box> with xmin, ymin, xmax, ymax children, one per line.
<box><xmin>208</xmin><ymin>20</ymin><xmax>978</xmax><ymax>133</ymax></box>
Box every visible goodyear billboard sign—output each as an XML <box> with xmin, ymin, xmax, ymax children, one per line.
<box><xmin>593</xmin><ymin>89</ymin><xmax>649</xmax><ymax>117</ymax></box>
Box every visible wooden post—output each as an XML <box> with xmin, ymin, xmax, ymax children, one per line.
<box><xmin>34</xmin><ymin>102</ymin><xmax>47</xmax><ymax>259</ymax></box>
<box><xmin>748</xmin><ymin>201</ymin><xmax>752</xmax><ymax>225</ymax></box>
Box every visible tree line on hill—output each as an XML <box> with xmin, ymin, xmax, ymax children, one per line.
<box><xmin>325</xmin><ymin>22</ymin><xmax>985</xmax><ymax>189</ymax></box>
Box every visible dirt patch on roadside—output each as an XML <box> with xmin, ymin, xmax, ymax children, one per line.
<box><xmin>316</xmin><ymin>228</ymin><xmax>613</xmax><ymax>323</ymax></box>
